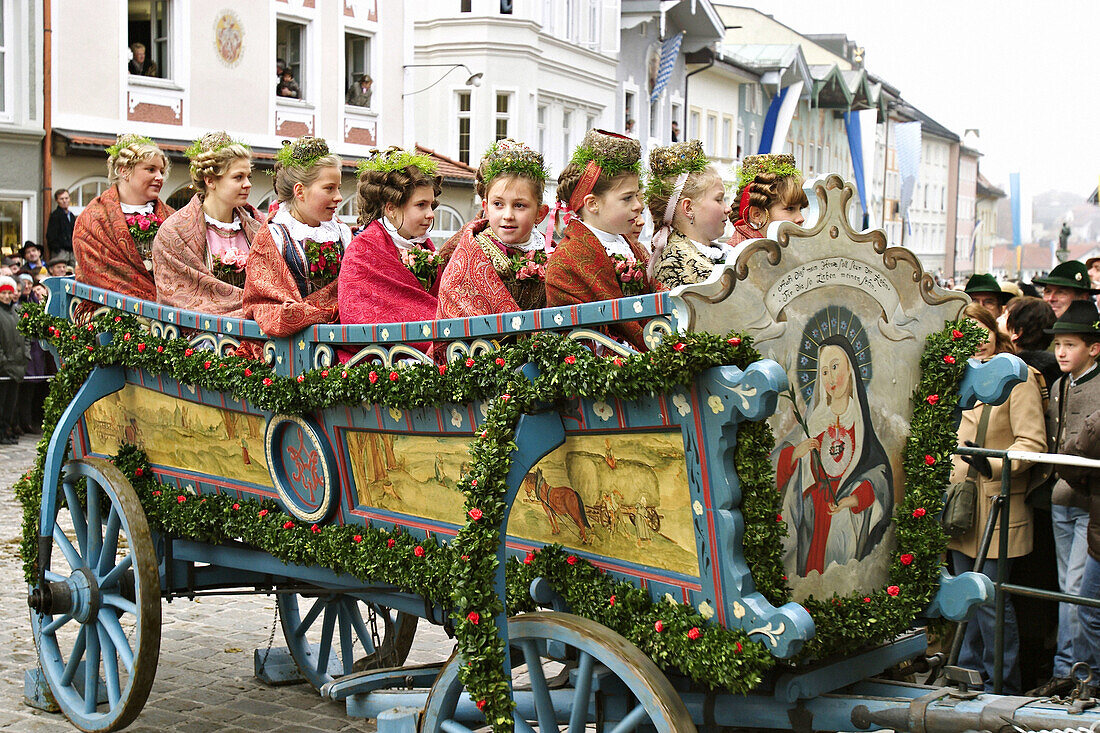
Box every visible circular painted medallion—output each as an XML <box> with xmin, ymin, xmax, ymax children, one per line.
<box><xmin>264</xmin><ymin>415</ymin><xmax>337</xmax><ymax>523</ymax></box>
<box><xmin>214</xmin><ymin>10</ymin><xmax>244</xmax><ymax>68</ymax></box>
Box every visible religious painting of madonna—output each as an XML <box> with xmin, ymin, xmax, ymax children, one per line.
<box><xmin>772</xmin><ymin>308</ymin><xmax>894</xmax><ymax>600</ymax></box>
<box><xmin>672</xmin><ymin>177</ymin><xmax>970</xmax><ymax>602</ymax></box>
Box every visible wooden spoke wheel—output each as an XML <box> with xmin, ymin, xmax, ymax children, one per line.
<box><xmin>420</xmin><ymin>611</ymin><xmax>695</xmax><ymax>733</ymax></box>
<box><xmin>276</xmin><ymin>590</ymin><xmax>417</xmax><ymax>690</ymax></box>
<box><xmin>29</xmin><ymin>458</ymin><xmax>161</xmax><ymax>732</ymax></box>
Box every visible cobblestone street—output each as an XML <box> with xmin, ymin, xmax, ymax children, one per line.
<box><xmin>0</xmin><ymin>434</ymin><xmax>454</xmax><ymax>732</ymax></box>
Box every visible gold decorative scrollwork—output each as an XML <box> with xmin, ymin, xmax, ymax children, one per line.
<box><xmin>444</xmin><ymin>338</ymin><xmax>501</xmax><ymax>364</ymax></box>
<box><xmin>566</xmin><ymin>328</ymin><xmax>635</xmax><ymax>357</ymax></box>
<box><xmin>642</xmin><ymin>316</ymin><xmax>674</xmax><ymax>350</ymax></box>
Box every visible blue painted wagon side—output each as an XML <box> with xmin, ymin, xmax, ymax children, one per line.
<box><xmin>46</xmin><ymin>276</ymin><xmax>1014</xmax><ymax>662</ymax></box>
<box><xmin>54</xmin><ymin>278</ymin><xmax>817</xmax><ymax>657</ymax></box>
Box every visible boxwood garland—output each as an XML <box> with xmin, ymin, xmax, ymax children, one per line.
<box><xmin>15</xmin><ymin>302</ymin><xmax>981</xmax><ymax>730</ymax></box>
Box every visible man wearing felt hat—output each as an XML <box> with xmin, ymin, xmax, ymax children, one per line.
<box><xmin>18</xmin><ymin>241</ymin><xmax>44</xmax><ymax>276</ymax></box>
<box><xmin>964</xmin><ymin>273</ymin><xmax>1013</xmax><ymax>318</ymax></box>
<box><xmin>1033</xmin><ymin>260</ymin><xmax>1098</xmax><ymax>318</ymax></box>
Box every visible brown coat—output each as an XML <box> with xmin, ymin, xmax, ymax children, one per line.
<box><xmin>1057</xmin><ymin>409</ymin><xmax>1100</xmax><ymax>561</ymax></box>
<box><xmin>947</xmin><ymin>366</ymin><xmax>1047</xmax><ymax>559</ymax></box>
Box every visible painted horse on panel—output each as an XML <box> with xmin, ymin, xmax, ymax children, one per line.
<box><xmin>523</xmin><ymin>468</ymin><xmax>591</xmax><ymax>544</ymax></box>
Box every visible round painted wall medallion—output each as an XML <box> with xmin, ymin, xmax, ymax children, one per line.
<box><xmin>214</xmin><ymin>10</ymin><xmax>244</xmax><ymax>68</ymax></box>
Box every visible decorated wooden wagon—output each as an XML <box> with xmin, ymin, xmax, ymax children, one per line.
<box><xmin>21</xmin><ymin>176</ymin><xmax>1100</xmax><ymax>732</ymax></box>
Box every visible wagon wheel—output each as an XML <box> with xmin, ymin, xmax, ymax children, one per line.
<box><xmin>276</xmin><ymin>590</ymin><xmax>417</xmax><ymax>690</ymax></box>
<box><xmin>646</xmin><ymin>507</ymin><xmax>661</xmax><ymax>532</ymax></box>
<box><xmin>420</xmin><ymin>611</ymin><xmax>695</xmax><ymax>733</ymax></box>
<box><xmin>29</xmin><ymin>458</ymin><xmax>161</xmax><ymax>732</ymax></box>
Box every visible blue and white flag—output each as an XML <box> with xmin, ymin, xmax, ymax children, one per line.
<box><xmin>843</xmin><ymin>108</ymin><xmax>877</xmax><ymax>228</ymax></box>
<box><xmin>895</xmin><ymin>121</ymin><xmax>922</xmax><ymax>233</ymax></box>
<box><xmin>758</xmin><ymin>81</ymin><xmax>803</xmax><ymax>155</ymax></box>
<box><xmin>649</xmin><ymin>32</ymin><xmax>683</xmax><ymax>103</ymax></box>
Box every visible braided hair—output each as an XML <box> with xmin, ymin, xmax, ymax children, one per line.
<box><xmin>107</xmin><ymin>134</ymin><xmax>170</xmax><ymax>183</ymax></box>
<box><xmin>187</xmin><ymin>132</ymin><xmax>252</xmax><ymax>193</ymax></box>
<box><xmin>646</xmin><ymin>166</ymin><xmax>722</xmax><ymax>227</ymax></box>
<box><xmin>355</xmin><ymin>147</ymin><xmax>442</xmax><ymax>228</ymax></box>
<box><xmin>272</xmin><ymin>154</ymin><xmax>342</xmax><ymax>203</ymax></box>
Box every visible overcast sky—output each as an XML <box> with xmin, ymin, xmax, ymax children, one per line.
<box><xmin>733</xmin><ymin>0</ymin><xmax>1100</xmax><ymax>198</ymax></box>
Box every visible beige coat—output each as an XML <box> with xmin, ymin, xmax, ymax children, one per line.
<box><xmin>947</xmin><ymin>366</ymin><xmax>1047</xmax><ymax>559</ymax></box>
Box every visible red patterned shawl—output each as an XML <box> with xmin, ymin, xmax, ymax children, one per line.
<box><xmin>152</xmin><ymin>194</ymin><xmax>263</xmax><ymax>317</ymax></box>
<box><xmin>726</xmin><ymin>221</ymin><xmax>761</xmax><ymax>247</ymax></box>
<box><xmin>243</xmin><ymin>224</ymin><xmax>339</xmax><ymax>337</ymax></box>
<box><xmin>73</xmin><ymin>185</ymin><xmax>174</xmax><ymax>301</ymax></box>
<box><xmin>436</xmin><ymin>219</ymin><xmax>520</xmax><ymax>320</ymax></box>
<box><xmin>339</xmin><ymin>218</ymin><xmax>439</xmax><ymax>326</ymax></box>
<box><xmin>545</xmin><ymin>218</ymin><xmax>653</xmax><ymax>352</ymax></box>
<box><xmin>438</xmin><ymin>218</ymin><xmax>487</xmax><ymax>266</ymax></box>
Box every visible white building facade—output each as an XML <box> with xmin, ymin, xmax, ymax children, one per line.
<box><xmin>408</xmin><ymin>0</ymin><xmax>621</xmax><ymax>186</ymax></box>
<box><xmin>48</xmin><ymin>1</ymin><xmax>427</xmax><ymax>223</ymax></box>
<box><xmin>1</xmin><ymin>0</ymin><xmax>45</xmax><ymax>255</ymax></box>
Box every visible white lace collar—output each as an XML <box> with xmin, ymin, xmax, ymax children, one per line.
<box><xmin>120</xmin><ymin>202</ymin><xmax>155</xmax><ymax>215</ymax></box>
<box><xmin>204</xmin><ymin>212</ymin><xmax>242</xmax><ymax>232</ymax></box>
<box><xmin>380</xmin><ymin>216</ymin><xmax>431</xmax><ymax>250</ymax></box>
<box><xmin>688</xmin><ymin>236</ymin><xmax>737</xmax><ymax>263</ymax></box>
<box><xmin>490</xmin><ymin>226</ymin><xmax>546</xmax><ymax>253</ymax></box>
<box><xmin>578</xmin><ymin>220</ymin><xmax>634</xmax><ymax>259</ymax></box>
<box><xmin>271</xmin><ymin>205</ymin><xmax>350</xmax><ymax>251</ymax></box>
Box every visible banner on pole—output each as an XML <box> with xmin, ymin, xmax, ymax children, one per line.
<box><xmin>649</xmin><ymin>32</ymin><xmax>683</xmax><ymax>104</ymax></box>
<box><xmin>895</xmin><ymin>121</ymin><xmax>922</xmax><ymax>233</ymax></box>
<box><xmin>1010</xmin><ymin>172</ymin><xmax>1021</xmax><ymax>250</ymax></box>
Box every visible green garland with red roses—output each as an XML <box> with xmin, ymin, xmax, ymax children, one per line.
<box><xmin>15</xmin><ymin>302</ymin><xmax>981</xmax><ymax>732</ymax></box>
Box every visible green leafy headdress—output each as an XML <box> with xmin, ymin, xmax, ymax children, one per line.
<box><xmin>645</xmin><ymin>139</ymin><xmax>710</xmax><ymax>200</ymax></box>
<box><xmin>356</xmin><ymin>147</ymin><xmax>438</xmax><ymax>178</ymax></box>
<box><xmin>569</xmin><ymin>129</ymin><xmax>642</xmax><ymax>178</ymax></box>
<box><xmin>184</xmin><ymin>131</ymin><xmax>250</xmax><ymax>161</ymax></box>
<box><xmin>275</xmin><ymin>136</ymin><xmax>332</xmax><ymax>169</ymax></box>
<box><xmin>735</xmin><ymin>153</ymin><xmax>800</xmax><ymax>193</ymax></box>
<box><xmin>105</xmin><ymin>133</ymin><xmax>155</xmax><ymax>160</ymax></box>
<box><xmin>564</xmin><ymin>129</ymin><xmax>642</xmax><ymax>212</ymax></box>
<box><xmin>480</xmin><ymin>139</ymin><xmax>549</xmax><ymax>189</ymax></box>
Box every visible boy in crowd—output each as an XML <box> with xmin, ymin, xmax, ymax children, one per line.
<box><xmin>1035</xmin><ymin>300</ymin><xmax>1100</xmax><ymax>695</ymax></box>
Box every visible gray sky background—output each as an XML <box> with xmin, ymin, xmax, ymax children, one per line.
<box><xmin>733</xmin><ymin>0</ymin><xmax>1100</xmax><ymax>198</ymax></box>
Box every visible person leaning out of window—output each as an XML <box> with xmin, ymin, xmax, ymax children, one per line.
<box><xmin>277</xmin><ymin>68</ymin><xmax>300</xmax><ymax>99</ymax></box>
<box><xmin>346</xmin><ymin>74</ymin><xmax>372</xmax><ymax>107</ymax></box>
<box><xmin>128</xmin><ymin>43</ymin><xmax>157</xmax><ymax>77</ymax></box>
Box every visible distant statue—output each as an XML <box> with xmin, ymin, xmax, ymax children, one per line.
<box><xmin>1059</xmin><ymin>222</ymin><xmax>1071</xmax><ymax>251</ymax></box>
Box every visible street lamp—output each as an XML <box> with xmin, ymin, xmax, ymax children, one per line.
<box><xmin>402</xmin><ymin>63</ymin><xmax>483</xmax><ymax>97</ymax></box>
<box><xmin>402</xmin><ymin>63</ymin><xmax>484</xmax><ymax>149</ymax></box>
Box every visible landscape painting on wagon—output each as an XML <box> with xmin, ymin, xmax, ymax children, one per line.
<box><xmin>676</xmin><ymin>177</ymin><xmax>968</xmax><ymax>601</ymax></box>
<box><xmin>344</xmin><ymin>430</ymin><xmax>700</xmax><ymax>577</ymax></box>
<box><xmin>82</xmin><ymin>384</ymin><xmax>271</xmax><ymax>487</ymax></box>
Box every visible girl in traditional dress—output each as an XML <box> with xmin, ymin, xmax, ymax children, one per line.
<box><xmin>544</xmin><ymin>129</ymin><xmax>652</xmax><ymax>351</ymax></box>
<box><xmin>152</xmin><ymin>131</ymin><xmax>263</xmax><ymax>315</ymax></box>
<box><xmin>73</xmin><ymin>134</ymin><xmax>174</xmax><ymax>301</ymax></box>
<box><xmin>645</xmin><ymin>139</ymin><xmax>734</xmax><ymax>289</ymax></box>
<box><xmin>774</xmin><ymin>334</ymin><xmax>893</xmax><ymax>577</ymax></box>
<box><xmin>726</xmin><ymin>153</ymin><xmax>807</xmax><ymax>247</ymax></box>
<box><xmin>243</xmin><ymin>137</ymin><xmax>349</xmax><ymax>337</ymax></box>
<box><xmin>338</xmin><ymin>148</ymin><xmax>442</xmax><ymax>341</ymax></box>
<box><xmin>436</xmin><ymin>139</ymin><xmax>550</xmax><ymax>319</ymax></box>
